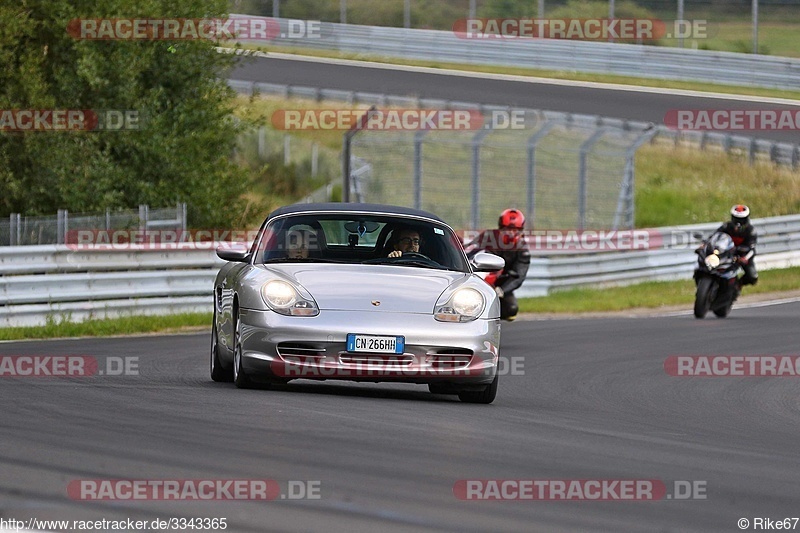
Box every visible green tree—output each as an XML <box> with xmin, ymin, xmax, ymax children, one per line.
<box><xmin>0</xmin><ymin>0</ymin><xmax>247</xmax><ymax>228</ymax></box>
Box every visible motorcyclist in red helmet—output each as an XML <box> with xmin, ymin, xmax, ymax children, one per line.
<box><xmin>489</xmin><ymin>209</ymin><xmax>531</xmax><ymax>321</ymax></box>
<box><xmin>717</xmin><ymin>204</ymin><xmax>758</xmax><ymax>288</ymax></box>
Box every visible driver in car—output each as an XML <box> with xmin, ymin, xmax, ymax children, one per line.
<box><xmin>388</xmin><ymin>228</ymin><xmax>422</xmax><ymax>258</ymax></box>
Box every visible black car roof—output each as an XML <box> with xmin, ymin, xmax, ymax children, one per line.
<box><xmin>267</xmin><ymin>202</ymin><xmax>447</xmax><ymax>224</ymax></box>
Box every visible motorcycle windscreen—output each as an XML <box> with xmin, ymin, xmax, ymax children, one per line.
<box><xmin>706</xmin><ymin>232</ymin><xmax>735</xmax><ymax>256</ymax></box>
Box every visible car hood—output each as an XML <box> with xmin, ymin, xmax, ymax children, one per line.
<box><xmin>263</xmin><ymin>264</ymin><xmax>467</xmax><ymax>313</ymax></box>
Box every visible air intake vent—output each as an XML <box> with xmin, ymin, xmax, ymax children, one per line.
<box><xmin>277</xmin><ymin>343</ymin><xmax>326</xmax><ymax>359</ymax></box>
<box><xmin>340</xmin><ymin>354</ymin><xmax>413</xmax><ymax>366</ymax></box>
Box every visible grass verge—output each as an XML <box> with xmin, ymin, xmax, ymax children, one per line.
<box><xmin>518</xmin><ymin>266</ymin><xmax>800</xmax><ymax>314</ymax></box>
<box><xmin>0</xmin><ymin>313</ymin><xmax>212</xmax><ymax>342</ymax></box>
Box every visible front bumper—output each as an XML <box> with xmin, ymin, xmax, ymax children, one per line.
<box><xmin>238</xmin><ymin>308</ymin><xmax>501</xmax><ymax>384</ymax></box>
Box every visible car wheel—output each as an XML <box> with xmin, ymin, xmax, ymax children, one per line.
<box><xmin>232</xmin><ymin>311</ymin><xmax>252</xmax><ymax>389</ymax></box>
<box><xmin>458</xmin><ymin>374</ymin><xmax>498</xmax><ymax>404</ymax></box>
<box><xmin>210</xmin><ymin>308</ymin><xmax>233</xmax><ymax>382</ymax></box>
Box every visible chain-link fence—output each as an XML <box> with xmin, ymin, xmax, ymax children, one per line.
<box><xmin>0</xmin><ymin>204</ymin><xmax>186</xmax><ymax>246</ymax></box>
<box><xmin>346</xmin><ymin>111</ymin><xmax>655</xmax><ymax>230</ymax></box>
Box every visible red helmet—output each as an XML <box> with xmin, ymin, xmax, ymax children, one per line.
<box><xmin>499</xmin><ymin>209</ymin><xmax>525</xmax><ymax>229</ymax></box>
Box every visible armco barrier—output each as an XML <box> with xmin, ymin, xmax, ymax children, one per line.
<box><xmin>0</xmin><ymin>245</ymin><xmax>224</xmax><ymax>327</ymax></box>
<box><xmin>1</xmin><ymin>215</ymin><xmax>799</xmax><ymax>326</ymax></box>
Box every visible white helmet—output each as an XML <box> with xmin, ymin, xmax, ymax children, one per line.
<box><xmin>730</xmin><ymin>204</ymin><xmax>750</xmax><ymax>226</ymax></box>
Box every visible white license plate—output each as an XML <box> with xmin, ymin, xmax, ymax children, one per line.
<box><xmin>346</xmin><ymin>334</ymin><xmax>405</xmax><ymax>354</ymax></box>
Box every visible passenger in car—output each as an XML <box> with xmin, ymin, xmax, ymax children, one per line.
<box><xmin>286</xmin><ymin>229</ymin><xmax>317</xmax><ymax>259</ymax></box>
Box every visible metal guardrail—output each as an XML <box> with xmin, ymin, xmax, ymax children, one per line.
<box><xmin>517</xmin><ymin>214</ymin><xmax>800</xmax><ymax>297</ymax></box>
<box><xmin>0</xmin><ymin>245</ymin><xmax>223</xmax><ymax>327</ymax></box>
<box><xmin>234</xmin><ymin>16</ymin><xmax>800</xmax><ymax>91</ymax></box>
<box><xmin>1</xmin><ymin>215</ymin><xmax>798</xmax><ymax>327</ymax></box>
<box><xmin>228</xmin><ymin>79</ymin><xmax>800</xmax><ymax>169</ymax></box>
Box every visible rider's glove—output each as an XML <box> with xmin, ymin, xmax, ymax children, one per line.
<box><xmin>494</xmin><ymin>286</ymin><xmax>504</xmax><ymax>298</ymax></box>
<box><xmin>737</xmin><ymin>256</ymin><xmax>749</xmax><ymax>266</ymax></box>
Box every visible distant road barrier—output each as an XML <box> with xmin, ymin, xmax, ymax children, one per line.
<box><xmin>233</xmin><ymin>16</ymin><xmax>800</xmax><ymax>91</ymax></box>
<box><xmin>1</xmin><ymin>215</ymin><xmax>799</xmax><ymax>326</ymax></box>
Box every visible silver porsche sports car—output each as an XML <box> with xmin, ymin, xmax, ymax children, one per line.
<box><xmin>210</xmin><ymin>203</ymin><xmax>505</xmax><ymax>403</ymax></box>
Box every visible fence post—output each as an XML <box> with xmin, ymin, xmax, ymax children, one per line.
<box><xmin>413</xmin><ymin>130</ymin><xmax>428</xmax><ymax>210</ymax></box>
<box><xmin>9</xmin><ymin>214</ymin><xmax>18</xmax><ymax>246</ymax></box>
<box><xmin>471</xmin><ymin>128</ymin><xmax>492</xmax><ymax>230</ymax></box>
<box><xmin>578</xmin><ymin>129</ymin><xmax>607</xmax><ymax>230</ymax></box>
<box><xmin>613</xmin><ymin>126</ymin><xmax>658</xmax><ymax>230</ymax></box>
<box><xmin>526</xmin><ymin>122</ymin><xmax>555</xmax><ymax>229</ymax></box>
<box><xmin>342</xmin><ymin>105</ymin><xmax>377</xmax><ymax>203</ymax></box>
<box><xmin>311</xmin><ymin>142</ymin><xmax>319</xmax><ymax>177</ymax></box>
<box><xmin>56</xmin><ymin>209</ymin><xmax>67</xmax><ymax>245</ymax></box>
<box><xmin>258</xmin><ymin>126</ymin><xmax>266</xmax><ymax>159</ymax></box>
<box><xmin>284</xmin><ymin>135</ymin><xmax>291</xmax><ymax>165</ymax></box>
<box><xmin>139</xmin><ymin>204</ymin><xmax>149</xmax><ymax>233</ymax></box>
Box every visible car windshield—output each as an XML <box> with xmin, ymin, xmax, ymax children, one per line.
<box><xmin>253</xmin><ymin>213</ymin><xmax>470</xmax><ymax>273</ymax></box>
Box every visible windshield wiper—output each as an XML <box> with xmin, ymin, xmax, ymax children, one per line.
<box><xmin>261</xmin><ymin>257</ymin><xmax>349</xmax><ymax>264</ymax></box>
<box><xmin>362</xmin><ymin>258</ymin><xmax>461</xmax><ymax>271</ymax></box>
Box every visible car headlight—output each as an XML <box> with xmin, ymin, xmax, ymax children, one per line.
<box><xmin>261</xmin><ymin>280</ymin><xmax>319</xmax><ymax>316</ymax></box>
<box><xmin>434</xmin><ymin>288</ymin><xmax>485</xmax><ymax>322</ymax></box>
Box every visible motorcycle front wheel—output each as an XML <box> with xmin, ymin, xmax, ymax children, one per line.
<box><xmin>694</xmin><ymin>277</ymin><xmax>714</xmax><ymax>319</ymax></box>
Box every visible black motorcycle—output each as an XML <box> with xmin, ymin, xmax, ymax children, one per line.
<box><xmin>693</xmin><ymin>232</ymin><xmax>741</xmax><ymax>319</ymax></box>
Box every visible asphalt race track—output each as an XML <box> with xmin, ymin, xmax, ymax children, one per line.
<box><xmin>2</xmin><ymin>302</ymin><xmax>799</xmax><ymax>532</ymax></box>
<box><xmin>229</xmin><ymin>54</ymin><xmax>800</xmax><ymax>144</ymax></box>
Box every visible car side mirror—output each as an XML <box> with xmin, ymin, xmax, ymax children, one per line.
<box><xmin>471</xmin><ymin>251</ymin><xmax>505</xmax><ymax>272</ymax></box>
<box><xmin>216</xmin><ymin>244</ymin><xmax>250</xmax><ymax>262</ymax></box>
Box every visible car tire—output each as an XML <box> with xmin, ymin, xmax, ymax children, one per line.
<box><xmin>458</xmin><ymin>374</ymin><xmax>498</xmax><ymax>404</ymax></box>
<box><xmin>232</xmin><ymin>310</ymin><xmax>252</xmax><ymax>389</ymax></box>
<box><xmin>210</xmin><ymin>308</ymin><xmax>233</xmax><ymax>383</ymax></box>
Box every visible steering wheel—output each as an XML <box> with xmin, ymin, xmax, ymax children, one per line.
<box><xmin>398</xmin><ymin>251</ymin><xmax>431</xmax><ymax>261</ymax></box>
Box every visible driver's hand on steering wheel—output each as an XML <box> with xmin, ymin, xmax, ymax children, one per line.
<box><xmin>388</xmin><ymin>250</ymin><xmax>403</xmax><ymax>258</ymax></box>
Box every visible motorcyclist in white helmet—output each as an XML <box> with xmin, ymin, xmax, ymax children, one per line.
<box><xmin>716</xmin><ymin>204</ymin><xmax>758</xmax><ymax>288</ymax></box>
